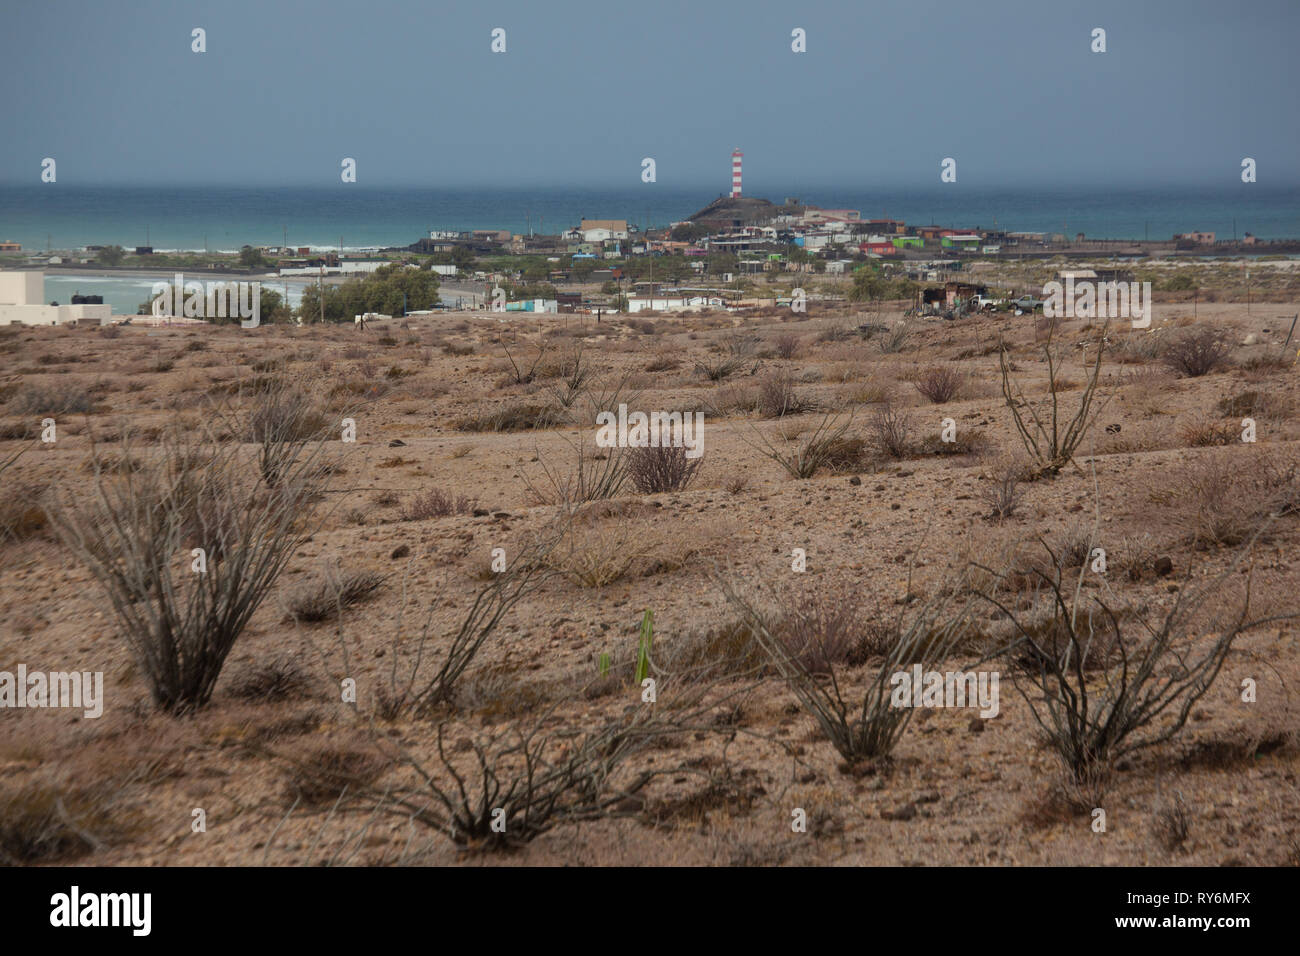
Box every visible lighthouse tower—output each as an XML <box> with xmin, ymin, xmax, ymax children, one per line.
<box><xmin>730</xmin><ymin>148</ymin><xmax>743</xmax><ymax>198</ymax></box>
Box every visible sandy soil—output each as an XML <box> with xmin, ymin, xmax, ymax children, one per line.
<box><xmin>1</xmin><ymin>291</ymin><xmax>1298</xmax><ymax>866</ymax></box>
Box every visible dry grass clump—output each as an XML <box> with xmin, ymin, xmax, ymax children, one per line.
<box><xmin>749</xmin><ymin>410</ymin><xmax>856</xmax><ymax>479</ymax></box>
<box><xmin>228</xmin><ymin>656</ymin><xmax>313</xmax><ymax>702</ymax></box>
<box><xmin>401</xmin><ymin>488</ymin><xmax>479</xmax><ymax>520</ymax></box>
<box><xmin>1179</xmin><ymin>417</ymin><xmax>1240</xmax><ymax>448</ymax></box>
<box><xmin>7</xmin><ymin>382</ymin><xmax>93</xmax><ymax>415</ymax></box>
<box><xmin>548</xmin><ymin>519</ymin><xmax>696</xmax><ymax>588</ymax></box>
<box><xmin>645</xmin><ymin>352</ymin><xmax>679</xmax><ymax>372</ymax></box>
<box><xmin>0</xmin><ymin>483</ymin><xmax>49</xmax><ymax>542</ymax></box>
<box><xmin>287</xmin><ymin>568</ymin><xmax>385</xmax><ymax>623</ymax></box>
<box><xmin>0</xmin><ymin>779</ymin><xmax>124</xmax><ymax>865</ymax></box>
<box><xmin>280</xmin><ymin>740</ymin><xmax>391</xmax><ymax>807</ymax></box>
<box><xmin>455</xmin><ymin>402</ymin><xmax>562</xmax><ymax>432</ymax></box>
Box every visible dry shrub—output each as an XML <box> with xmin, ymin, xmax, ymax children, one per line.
<box><xmin>872</xmin><ymin>403</ymin><xmax>914</xmax><ymax>459</ymax></box>
<box><xmin>822</xmin><ymin>436</ymin><xmax>869</xmax><ymax>473</ymax></box>
<box><xmin>658</xmin><ymin>617</ymin><xmax>768</xmax><ymax>681</ymax></box>
<box><xmin>757</xmin><ymin>370</ymin><xmax>809</xmax><ymax>418</ymax></box>
<box><xmin>981</xmin><ymin>459</ymin><xmax>1025</xmax><ymax>519</ymax></box>
<box><xmin>920</xmin><ymin>428</ymin><xmax>989</xmax><ymax>458</ymax></box>
<box><xmin>1162</xmin><ymin>326</ymin><xmax>1231</xmax><ymax>377</ymax></box>
<box><xmin>913</xmin><ymin>365</ymin><xmax>963</xmax><ymax>403</ymax></box>
<box><xmin>1170</xmin><ymin>448</ymin><xmax>1297</xmax><ymax>548</ymax></box>
<box><xmin>712</xmin><ymin>382</ymin><xmax>757</xmax><ymax>414</ymax></box>
<box><xmin>287</xmin><ymin>569</ymin><xmax>384</xmax><ymax>622</ymax></box>
<box><xmin>1179</xmin><ymin>417</ymin><xmax>1239</xmax><ymax>448</ymax></box>
<box><xmin>645</xmin><ymin>352</ymin><xmax>679</xmax><ymax>372</ymax></box>
<box><xmin>401</xmin><ymin>488</ymin><xmax>479</xmax><ymax>520</ymax></box>
<box><xmin>978</xmin><ymin>534</ymin><xmax>1299</xmax><ymax>791</ymax></box>
<box><xmin>525</xmin><ymin>436</ymin><xmax>627</xmax><ymax>509</ymax></box>
<box><xmin>626</xmin><ymin>442</ymin><xmax>702</xmax><ymax>494</ymax></box>
<box><xmin>723</xmin><ymin>472</ymin><xmax>751</xmax><ymax>495</ymax></box>
<box><xmin>775</xmin><ymin>588</ymin><xmax>894</xmax><ymax>672</ymax></box>
<box><xmin>228</xmin><ymin>656</ymin><xmax>313</xmax><ymax>702</ymax></box>
<box><xmin>47</xmin><ymin>426</ymin><xmax>332</xmax><ymax>714</ymax></box>
<box><xmin>549</xmin><ymin>520</ymin><xmax>675</xmax><ymax>588</ymax></box>
<box><xmin>749</xmin><ymin>410</ymin><xmax>855</xmax><ymax>479</ymax></box>
<box><xmin>281</xmin><ymin>740</ymin><xmax>390</xmax><ymax>807</ymax></box>
<box><xmin>7</xmin><ymin>382</ymin><xmax>92</xmax><ymax>415</ymax></box>
<box><xmin>0</xmin><ymin>484</ymin><xmax>49</xmax><ymax>542</ymax></box>
<box><xmin>774</xmin><ymin>333</ymin><xmax>801</xmax><ymax>359</ymax></box>
<box><xmin>0</xmin><ymin>779</ymin><xmax>124</xmax><ymax>864</ymax></box>
<box><xmin>456</xmin><ymin>402</ymin><xmax>560</xmax><ymax>432</ymax></box>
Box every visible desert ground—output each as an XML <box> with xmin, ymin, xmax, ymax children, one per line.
<box><xmin>1</xmin><ymin>282</ymin><xmax>1298</xmax><ymax>866</ymax></box>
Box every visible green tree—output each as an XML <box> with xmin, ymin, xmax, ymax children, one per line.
<box><xmin>98</xmin><ymin>245</ymin><xmax>125</xmax><ymax>267</ymax></box>
<box><xmin>239</xmin><ymin>245</ymin><xmax>268</xmax><ymax>269</ymax></box>
<box><xmin>297</xmin><ymin>263</ymin><xmax>439</xmax><ymax>322</ymax></box>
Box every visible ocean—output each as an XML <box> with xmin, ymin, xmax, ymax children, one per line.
<box><xmin>2</xmin><ymin>184</ymin><xmax>1298</xmax><ymax>254</ymax></box>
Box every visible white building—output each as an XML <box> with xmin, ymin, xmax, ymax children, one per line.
<box><xmin>626</xmin><ymin>294</ymin><xmax>723</xmax><ymax>313</ymax></box>
<box><xmin>0</xmin><ymin>271</ymin><xmax>112</xmax><ymax>326</ymax></box>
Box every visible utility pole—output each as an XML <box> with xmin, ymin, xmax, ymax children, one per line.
<box><xmin>319</xmin><ymin>264</ymin><xmax>325</xmax><ymax>325</ymax></box>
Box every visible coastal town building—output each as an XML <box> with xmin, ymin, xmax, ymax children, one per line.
<box><xmin>0</xmin><ymin>271</ymin><xmax>111</xmax><ymax>326</ymax></box>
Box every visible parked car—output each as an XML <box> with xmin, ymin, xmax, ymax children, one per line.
<box><xmin>1011</xmin><ymin>295</ymin><xmax>1044</xmax><ymax>313</ymax></box>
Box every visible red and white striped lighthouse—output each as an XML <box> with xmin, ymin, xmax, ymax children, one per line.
<box><xmin>730</xmin><ymin>148</ymin><xmax>743</xmax><ymax>197</ymax></box>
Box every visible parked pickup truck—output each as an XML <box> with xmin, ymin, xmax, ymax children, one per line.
<box><xmin>973</xmin><ymin>294</ymin><xmax>1002</xmax><ymax>310</ymax></box>
<box><xmin>1010</xmin><ymin>295</ymin><xmax>1044</xmax><ymax>313</ymax></box>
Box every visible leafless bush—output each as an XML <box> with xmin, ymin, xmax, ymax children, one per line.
<box><xmin>1154</xmin><ymin>791</ymin><xmax>1190</xmax><ymax>852</ymax></box>
<box><xmin>775</xmin><ymin>587</ymin><xmax>894</xmax><ymax>673</ymax></box>
<box><xmin>877</xmin><ymin>322</ymin><xmax>910</xmax><ymax>354</ymax></box>
<box><xmin>626</xmin><ymin>443</ymin><xmax>702</xmax><ymax>494</ymax></box>
<box><xmin>373</xmin><ymin>536</ymin><xmax>559</xmax><ymax>718</ymax></box>
<box><xmin>695</xmin><ymin>354</ymin><xmax>747</xmax><ymax>381</ymax></box>
<box><xmin>999</xmin><ymin>323</ymin><xmax>1110</xmax><ymax>477</ymax></box>
<box><xmin>872</xmin><ymin>402</ymin><xmax>914</xmax><ymax>459</ymax></box>
<box><xmin>545</xmin><ymin>341</ymin><xmax>596</xmax><ymax>409</ymax></box>
<box><xmin>981</xmin><ymin>459</ymin><xmax>1025</xmax><ymax>519</ymax></box>
<box><xmin>1171</xmin><ymin>449</ymin><xmax>1297</xmax><ymax>548</ymax></box>
<box><xmin>1162</xmin><ymin>326</ymin><xmax>1231</xmax><ymax>377</ymax></box>
<box><xmin>525</xmin><ymin>435</ymin><xmax>627</xmax><ymax>510</ymax></box>
<box><xmin>401</xmin><ymin>488</ymin><xmax>478</xmax><ymax>520</ymax></box>
<box><xmin>377</xmin><ymin>706</ymin><xmax>661</xmax><ymax>850</ymax></box>
<box><xmin>47</xmin><ymin>426</ymin><xmax>333</xmax><ymax>713</ymax></box>
<box><xmin>746</xmin><ymin>410</ymin><xmax>855</xmax><ymax>479</ymax></box>
<box><xmin>974</xmin><ymin>531</ymin><xmax>1297</xmax><ymax>792</ymax></box>
<box><xmin>913</xmin><ymin>365</ymin><xmax>963</xmax><ymax>403</ymax></box>
<box><xmin>756</xmin><ymin>370</ymin><xmax>809</xmax><ymax>418</ymax></box>
<box><xmin>242</xmin><ymin>377</ymin><xmax>332</xmax><ymax>488</ymax></box>
<box><xmin>774</xmin><ymin>333</ymin><xmax>801</xmax><ymax>359</ymax></box>
<box><xmin>499</xmin><ymin>339</ymin><xmax>548</xmax><ymax>385</ymax></box>
<box><xmin>718</xmin><ymin>577</ymin><xmax>978</xmax><ymax>764</ymax></box>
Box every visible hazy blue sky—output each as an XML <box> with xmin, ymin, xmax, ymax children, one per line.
<box><xmin>2</xmin><ymin>0</ymin><xmax>1297</xmax><ymax>188</ymax></box>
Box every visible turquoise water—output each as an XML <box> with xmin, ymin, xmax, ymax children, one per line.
<box><xmin>1</xmin><ymin>184</ymin><xmax>1297</xmax><ymax>253</ymax></box>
